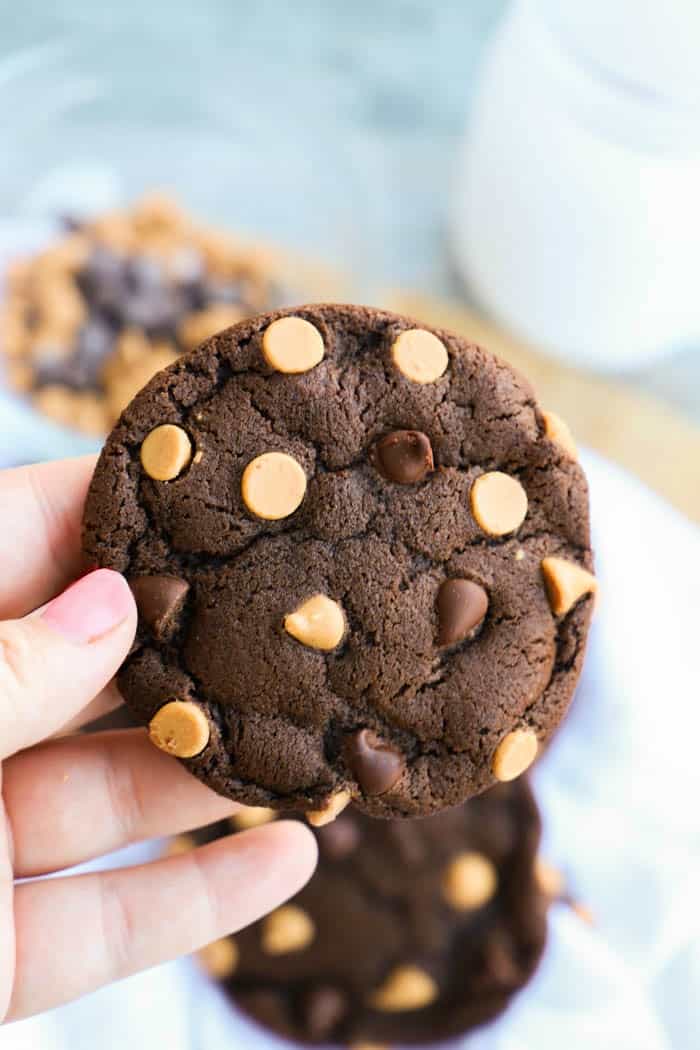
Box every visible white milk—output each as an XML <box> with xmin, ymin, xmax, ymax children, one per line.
<box><xmin>453</xmin><ymin>0</ymin><xmax>700</xmax><ymax>370</ymax></box>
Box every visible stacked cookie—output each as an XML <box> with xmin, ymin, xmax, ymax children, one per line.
<box><xmin>84</xmin><ymin>304</ymin><xmax>595</xmax><ymax>816</ymax></box>
<box><xmin>82</xmin><ymin>303</ymin><xmax>596</xmax><ymax>1045</ymax></box>
<box><xmin>0</xmin><ymin>194</ymin><xmax>291</xmax><ymax>434</ymax></box>
<box><xmin>181</xmin><ymin>780</ymin><xmax>547</xmax><ymax>1048</ymax></box>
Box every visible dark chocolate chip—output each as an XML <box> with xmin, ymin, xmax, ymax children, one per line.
<box><xmin>79</xmin><ymin>248</ymin><xmax>128</xmax><ymax>317</ymax></box>
<box><xmin>316</xmin><ymin>815</ymin><xmax>361</xmax><ymax>861</ymax></box>
<box><xmin>344</xmin><ymin>729</ymin><xmax>405</xmax><ymax>796</ymax></box>
<box><xmin>122</xmin><ymin>286</ymin><xmax>184</xmax><ymax>336</ymax></box>
<box><xmin>299</xmin><ymin>985</ymin><xmax>348</xmax><ymax>1040</ymax></box>
<box><xmin>437</xmin><ymin>579</ymin><xmax>488</xmax><ymax>646</ymax></box>
<box><xmin>126</xmin><ymin>255</ymin><xmax>165</xmax><ymax>292</ymax></box>
<box><xmin>204</xmin><ymin>279</ymin><xmax>247</xmax><ymax>305</ymax></box>
<box><xmin>129</xmin><ymin>575</ymin><xmax>189</xmax><ymax>640</ymax></box>
<box><xmin>477</xmin><ymin>931</ymin><xmax>522</xmax><ymax>990</ymax></box>
<box><xmin>370</xmin><ymin>430</ymin><xmax>434</xmax><ymax>484</ymax></box>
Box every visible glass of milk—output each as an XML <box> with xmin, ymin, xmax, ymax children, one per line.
<box><xmin>453</xmin><ymin>0</ymin><xmax>700</xmax><ymax>371</ymax></box>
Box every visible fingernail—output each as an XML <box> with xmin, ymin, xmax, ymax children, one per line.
<box><xmin>42</xmin><ymin>569</ymin><xmax>134</xmax><ymax>644</ymax></box>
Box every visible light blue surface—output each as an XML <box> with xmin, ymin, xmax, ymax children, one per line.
<box><xmin>0</xmin><ymin>1</ymin><xmax>698</xmax><ymax>451</ymax></box>
<box><xmin>0</xmin><ymin>2</ymin><xmax>504</xmax><ymax>292</ymax></box>
<box><xmin>0</xmin><ymin>390</ymin><xmax>100</xmax><ymax>465</ymax></box>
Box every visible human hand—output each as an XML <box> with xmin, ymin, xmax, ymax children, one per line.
<box><xmin>0</xmin><ymin>456</ymin><xmax>317</xmax><ymax>1023</ymax></box>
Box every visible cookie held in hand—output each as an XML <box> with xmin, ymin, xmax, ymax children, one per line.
<box><xmin>83</xmin><ymin>304</ymin><xmax>595</xmax><ymax>818</ymax></box>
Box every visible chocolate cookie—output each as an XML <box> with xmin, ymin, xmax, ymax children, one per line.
<box><xmin>190</xmin><ymin>779</ymin><xmax>547</xmax><ymax>1047</ymax></box>
<box><xmin>83</xmin><ymin>304</ymin><xmax>596</xmax><ymax>818</ymax></box>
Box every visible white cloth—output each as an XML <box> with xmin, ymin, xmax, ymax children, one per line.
<box><xmin>0</xmin><ymin>449</ymin><xmax>698</xmax><ymax>1050</ymax></box>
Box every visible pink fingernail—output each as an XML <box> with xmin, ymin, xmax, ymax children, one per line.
<box><xmin>42</xmin><ymin>569</ymin><xmax>134</xmax><ymax>644</ymax></box>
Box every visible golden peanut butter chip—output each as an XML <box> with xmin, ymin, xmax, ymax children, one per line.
<box><xmin>284</xmin><ymin>594</ymin><xmax>345</xmax><ymax>650</ymax></box>
<box><xmin>470</xmin><ymin>471</ymin><xmax>528</xmax><ymax>536</ymax></box>
<box><xmin>140</xmin><ymin>424</ymin><xmax>192</xmax><ymax>481</ymax></box>
<box><xmin>262</xmin><ymin>905</ymin><xmax>315</xmax><ymax>955</ymax></box>
<box><xmin>492</xmin><ymin>729</ymin><xmax>538</xmax><ymax>782</ymax></box>
<box><xmin>542</xmin><ymin>410</ymin><xmax>578</xmax><ymax>459</ymax></box>
<box><xmin>163</xmin><ymin>833</ymin><xmax>196</xmax><ymax>858</ymax></box>
<box><xmin>241</xmin><ymin>451</ymin><xmax>306</xmax><ymax>520</ymax></box>
<box><xmin>370</xmin><ymin>965</ymin><xmax>438</xmax><ymax>1012</ymax></box>
<box><xmin>306</xmin><ymin>789</ymin><xmax>352</xmax><ymax>827</ymax></box>
<box><xmin>262</xmin><ymin>316</ymin><xmax>325</xmax><ymax>373</ymax></box>
<box><xmin>148</xmin><ymin>701</ymin><xmax>210</xmax><ymax>758</ymax></box>
<box><xmin>571</xmin><ymin>901</ymin><xmax>595</xmax><ymax>926</ymax></box>
<box><xmin>535</xmin><ymin>857</ymin><xmax>566</xmax><ymax>899</ymax></box>
<box><xmin>197</xmin><ymin>937</ymin><xmax>239</xmax><ymax>979</ymax></box>
<box><xmin>391</xmin><ymin>328</ymin><xmax>448</xmax><ymax>384</ymax></box>
<box><xmin>541</xmin><ymin>557</ymin><xmax>597</xmax><ymax>616</ymax></box>
<box><xmin>442</xmin><ymin>851</ymin><xmax>498</xmax><ymax>911</ymax></box>
<box><xmin>231</xmin><ymin>806</ymin><xmax>277</xmax><ymax>830</ymax></box>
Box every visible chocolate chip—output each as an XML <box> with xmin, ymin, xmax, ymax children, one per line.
<box><xmin>74</xmin><ymin>318</ymin><xmax>115</xmax><ymax>386</ymax></box>
<box><xmin>370</xmin><ymin>430</ymin><xmax>434</xmax><ymax>484</ymax></box>
<box><xmin>129</xmin><ymin>575</ymin><xmax>189</xmax><ymax>640</ymax></box>
<box><xmin>79</xmin><ymin>247</ymin><xmax>128</xmax><ymax>317</ymax></box>
<box><xmin>299</xmin><ymin>985</ymin><xmax>348</xmax><ymax>1040</ymax></box>
<box><xmin>204</xmin><ymin>279</ymin><xmax>247</xmax><ymax>305</ymax></box>
<box><xmin>437</xmin><ymin>579</ymin><xmax>488</xmax><ymax>646</ymax></box>
<box><xmin>344</xmin><ymin>729</ymin><xmax>405</xmax><ymax>796</ymax></box>
<box><xmin>477</xmin><ymin>930</ymin><xmax>522</xmax><ymax>990</ymax></box>
<box><xmin>122</xmin><ymin>286</ymin><xmax>184</xmax><ymax>336</ymax></box>
<box><xmin>316</xmin><ymin>815</ymin><xmax>360</xmax><ymax>860</ymax></box>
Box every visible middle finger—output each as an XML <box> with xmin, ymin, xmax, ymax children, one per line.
<box><xmin>4</xmin><ymin>729</ymin><xmax>241</xmax><ymax>877</ymax></box>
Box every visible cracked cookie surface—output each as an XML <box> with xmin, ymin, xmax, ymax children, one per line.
<box><xmin>192</xmin><ymin>779</ymin><xmax>547</xmax><ymax>1047</ymax></box>
<box><xmin>82</xmin><ymin>303</ymin><xmax>594</xmax><ymax>818</ymax></box>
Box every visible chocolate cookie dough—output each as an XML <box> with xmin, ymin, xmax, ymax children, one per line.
<box><xmin>83</xmin><ymin>303</ymin><xmax>596</xmax><ymax>818</ymax></box>
<box><xmin>191</xmin><ymin>779</ymin><xmax>547</xmax><ymax>1047</ymax></box>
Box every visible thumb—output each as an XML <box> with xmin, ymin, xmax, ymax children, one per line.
<box><xmin>0</xmin><ymin>569</ymin><xmax>137</xmax><ymax>759</ymax></box>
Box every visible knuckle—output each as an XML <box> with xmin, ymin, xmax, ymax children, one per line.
<box><xmin>99</xmin><ymin>875</ymin><xmax>135</xmax><ymax>980</ymax></box>
<box><xmin>0</xmin><ymin>626</ymin><xmax>33</xmax><ymax>697</ymax></box>
<box><xmin>103</xmin><ymin>742</ymin><xmax>147</xmax><ymax>842</ymax></box>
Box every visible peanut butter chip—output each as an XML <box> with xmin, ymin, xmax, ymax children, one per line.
<box><xmin>262</xmin><ymin>905</ymin><xmax>315</xmax><ymax>955</ymax></box>
<box><xmin>306</xmin><ymin>789</ymin><xmax>352</xmax><ymax>827</ymax></box>
<box><xmin>231</xmin><ymin>806</ymin><xmax>277</xmax><ymax>830</ymax></box>
<box><xmin>241</xmin><ymin>452</ymin><xmax>306</xmax><ymax>520</ymax></box>
<box><xmin>391</xmin><ymin>329</ymin><xmax>448</xmax><ymax>383</ymax></box>
<box><xmin>542</xmin><ymin>410</ymin><xmax>578</xmax><ymax>459</ymax></box>
<box><xmin>163</xmin><ymin>833</ymin><xmax>196</xmax><ymax>858</ymax></box>
<box><xmin>492</xmin><ymin>729</ymin><xmax>538</xmax><ymax>782</ymax></box>
<box><xmin>572</xmin><ymin>901</ymin><xmax>595</xmax><ymax>926</ymax></box>
<box><xmin>442</xmin><ymin>851</ymin><xmax>498</xmax><ymax>911</ymax></box>
<box><xmin>262</xmin><ymin>316</ymin><xmax>325</xmax><ymax>373</ymax></box>
<box><xmin>471</xmin><ymin>472</ymin><xmax>528</xmax><ymax>536</ymax></box>
<box><xmin>140</xmin><ymin>424</ymin><xmax>192</xmax><ymax>481</ymax></box>
<box><xmin>370</xmin><ymin>965</ymin><xmax>438</xmax><ymax>1012</ymax></box>
<box><xmin>535</xmin><ymin>857</ymin><xmax>566</xmax><ymax>899</ymax></box>
<box><xmin>541</xmin><ymin>557</ymin><xmax>597</xmax><ymax>616</ymax></box>
<box><xmin>148</xmin><ymin>701</ymin><xmax>210</xmax><ymax>758</ymax></box>
<box><xmin>284</xmin><ymin>594</ymin><xmax>345</xmax><ymax>650</ymax></box>
<box><xmin>197</xmin><ymin>937</ymin><xmax>239</xmax><ymax>979</ymax></box>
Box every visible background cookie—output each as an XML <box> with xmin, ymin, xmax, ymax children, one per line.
<box><xmin>83</xmin><ymin>303</ymin><xmax>595</xmax><ymax>818</ymax></box>
<box><xmin>188</xmin><ymin>779</ymin><xmax>547</xmax><ymax>1047</ymax></box>
<box><xmin>0</xmin><ymin>193</ymin><xmax>291</xmax><ymax>434</ymax></box>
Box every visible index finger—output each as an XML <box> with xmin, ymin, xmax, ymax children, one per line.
<box><xmin>0</xmin><ymin>455</ymin><xmax>97</xmax><ymax>619</ymax></box>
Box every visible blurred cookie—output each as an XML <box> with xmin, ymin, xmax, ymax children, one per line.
<box><xmin>83</xmin><ymin>303</ymin><xmax>595</xmax><ymax>818</ymax></box>
<box><xmin>0</xmin><ymin>193</ymin><xmax>291</xmax><ymax>434</ymax></box>
<box><xmin>193</xmin><ymin>779</ymin><xmax>547</xmax><ymax>1047</ymax></box>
